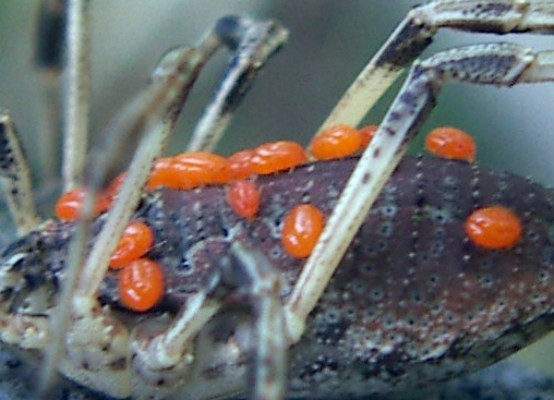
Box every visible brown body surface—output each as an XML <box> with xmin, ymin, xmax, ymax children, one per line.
<box><xmin>3</xmin><ymin>155</ymin><xmax>553</xmax><ymax>398</ymax></box>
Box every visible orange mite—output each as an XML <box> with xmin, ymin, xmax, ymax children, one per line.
<box><xmin>311</xmin><ymin>125</ymin><xmax>362</xmax><ymax>160</ymax></box>
<box><xmin>227</xmin><ymin>180</ymin><xmax>261</xmax><ymax>219</ymax></box>
<box><xmin>173</xmin><ymin>152</ymin><xmax>231</xmax><ymax>184</ymax></box>
<box><xmin>104</xmin><ymin>173</ymin><xmax>126</xmax><ymax>200</ymax></box>
<box><xmin>250</xmin><ymin>141</ymin><xmax>308</xmax><ymax>175</ymax></box>
<box><xmin>228</xmin><ymin>149</ymin><xmax>255</xmax><ymax>180</ymax></box>
<box><xmin>147</xmin><ymin>157</ymin><xmax>180</xmax><ymax>190</ymax></box>
<box><xmin>425</xmin><ymin>127</ymin><xmax>477</xmax><ymax>162</ymax></box>
<box><xmin>55</xmin><ymin>189</ymin><xmax>111</xmax><ymax>222</ymax></box>
<box><xmin>358</xmin><ymin>124</ymin><xmax>379</xmax><ymax>149</ymax></box>
<box><xmin>465</xmin><ymin>206</ymin><xmax>523</xmax><ymax>249</ymax></box>
<box><xmin>110</xmin><ymin>221</ymin><xmax>155</xmax><ymax>269</ymax></box>
<box><xmin>118</xmin><ymin>258</ymin><xmax>165</xmax><ymax>312</ymax></box>
<box><xmin>148</xmin><ymin>152</ymin><xmax>231</xmax><ymax>190</ymax></box>
<box><xmin>281</xmin><ymin>204</ymin><xmax>326</xmax><ymax>258</ymax></box>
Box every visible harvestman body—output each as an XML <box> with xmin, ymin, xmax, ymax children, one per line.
<box><xmin>0</xmin><ymin>1</ymin><xmax>553</xmax><ymax>399</ymax></box>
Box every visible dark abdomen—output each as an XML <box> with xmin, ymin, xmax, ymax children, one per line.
<box><xmin>101</xmin><ymin>156</ymin><xmax>554</xmax><ymax>396</ymax></box>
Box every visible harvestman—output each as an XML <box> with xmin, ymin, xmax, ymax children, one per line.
<box><xmin>0</xmin><ymin>1</ymin><xmax>553</xmax><ymax>399</ymax></box>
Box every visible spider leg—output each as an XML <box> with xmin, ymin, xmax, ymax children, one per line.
<box><xmin>0</xmin><ymin>0</ymin><xmax>69</xmax><ymax>233</ymax></box>
<box><xmin>316</xmin><ymin>0</ymin><xmax>554</xmax><ymax>134</ymax></box>
<box><xmin>62</xmin><ymin>0</ymin><xmax>91</xmax><ymax>191</ymax></box>
<box><xmin>39</xmin><ymin>13</ymin><xmax>215</xmax><ymax>395</ymax></box>
<box><xmin>39</xmin><ymin>11</ymin><xmax>289</xmax><ymax>397</ymax></box>
<box><xmin>285</xmin><ymin>42</ymin><xmax>554</xmax><ymax>342</ymax></box>
<box><xmin>35</xmin><ymin>0</ymin><xmax>65</xmax><ymax>182</ymax></box>
<box><xmin>131</xmin><ymin>240</ymin><xmax>286</xmax><ymax>400</ymax></box>
<box><xmin>0</xmin><ymin>110</ymin><xmax>40</xmax><ymax>234</ymax></box>
<box><xmin>130</xmin><ymin>290</ymin><xmax>224</xmax><ymax>398</ymax></box>
<box><xmin>38</xmin><ymin>44</ymin><xmax>207</xmax><ymax>398</ymax></box>
<box><xmin>187</xmin><ymin>17</ymin><xmax>288</xmax><ymax>152</ymax></box>
<box><xmin>229</xmin><ymin>242</ymin><xmax>286</xmax><ymax>400</ymax></box>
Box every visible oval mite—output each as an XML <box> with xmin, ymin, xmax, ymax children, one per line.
<box><xmin>425</xmin><ymin>127</ymin><xmax>477</xmax><ymax>162</ymax></box>
<box><xmin>465</xmin><ymin>206</ymin><xmax>523</xmax><ymax>250</ymax></box>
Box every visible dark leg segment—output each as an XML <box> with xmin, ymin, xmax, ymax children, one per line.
<box><xmin>317</xmin><ymin>0</ymin><xmax>554</xmax><ymax>133</ymax></box>
<box><xmin>187</xmin><ymin>16</ymin><xmax>288</xmax><ymax>152</ymax></box>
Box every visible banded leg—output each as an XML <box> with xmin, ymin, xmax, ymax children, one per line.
<box><xmin>285</xmin><ymin>42</ymin><xmax>554</xmax><ymax>341</ymax></box>
<box><xmin>40</xmin><ymin>16</ymin><xmax>214</xmax><ymax>396</ymax></box>
<box><xmin>0</xmin><ymin>0</ymin><xmax>66</xmax><ymax>234</ymax></box>
<box><xmin>38</xmin><ymin>45</ymin><xmax>207</xmax><ymax>398</ymax></box>
<box><xmin>187</xmin><ymin>16</ymin><xmax>288</xmax><ymax>152</ymax></box>
<box><xmin>38</xmin><ymin>12</ymin><xmax>289</xmax><ymax>398</ymax></box>
<box><xmin>0</xmin><ymin>111</ymin><xmax>40</xmax><ymax>234</ymax></box>
<box><xmin>316</xmin><ymin>0</ymin><xmax>554</xmax><ymax>134</ymax></box>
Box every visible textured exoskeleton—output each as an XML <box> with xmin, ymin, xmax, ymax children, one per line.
<box><xmin>1</xmin><ymin>156</ymin><xmax>552</xmax><ymax>398</ymax></box>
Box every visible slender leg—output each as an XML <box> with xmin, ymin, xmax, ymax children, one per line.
<box><xmin>39</xmin><ymin>46</ymin><xmax>207</xmax><ymax>396</ymax></box>
<box><xmin>285</xmin><ymin>0</ymin><xmax>554</xmax><ymax>343</ymax></box>
<box><xmin>0</xmin><ymin>0</ymin><xmax>66</xmax><ymax>233</ymax></box>
<box><xmin>315</xmin><ymin>0</ymin><xmax>554</xmax><ymax>134</ymax></box>
<box><xmin>187</xmin><ymin>17</ymin><xmax>288</xmax><ymax>152</ymax></box>
<box><xmin>62</xmin><ymin>0</ymin><xmax>91</xmax><ymax>191</ymax></box>
<box><xmin>131</xmin><ymin>241</ymin><xmax>286</xmax><ymax>400</ymax></box>
<box><xmin>39</xmin><ymin>13</ymin><xmax>289</xmax><ymax>398</ymax></box>
<box><xmin>229</xmin><ymin>242</ymin><xmax>286</xmax><ymax>400</ymax></box>
<box><xmin>0</xmin><ymin>111</ymin><xmax>40</xmax><ymax>234</ymax></box>
<box><xmin>35</xmin><ymin>0</ymin><xmax>65</xmax><ymax>182</ymax></box>
<box><xmin>285</xmin><ymin>43</ymin><xmax>554</xmax><ymax>342</ymax></box>
<box><xmin>39</xmin><ymin>15</ymin><xmax>221</xmax><ymax>392</ymax></box>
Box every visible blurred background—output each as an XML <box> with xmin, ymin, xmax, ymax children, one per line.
<box><xmin>0</xmin><ymin>0</ymin><xmax>552</xmax><ymax>379</ymax></box>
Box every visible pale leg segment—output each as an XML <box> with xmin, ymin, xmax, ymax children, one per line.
<box><xmin>130</xmin><ymin>240</ymin><xmax>287</xmax><ymax>400</ymax></box>
<box><xmin>316</xmin><ymin>0</ymin><xmax>554</xmax><ymax>134</ymax></box>
<box><xmin>285</xmin><ymin>42</ymin><xmax>554</xmax><ymax>342</ymax></box>
<box><xmin>228</xmin><ymin>242</ymin><xmax>287</xmax><ymax>400</ymax></box>
<box><xmin>38</xmin><ymin>46</ymin><xmax>207</xmax><ymax>398</ymax></box>
<box><xmin>62</xmin><ymin>0</ymin><xmax>90</xmax><ymax>191</ymax></box>
<box><xmin>37</xmin><ymin>13</ymin><xmax>290</xmax><ymax>399</ymax></box>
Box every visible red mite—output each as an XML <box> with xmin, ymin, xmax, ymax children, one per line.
<box><xmin>226</xmin><ymin>180</ymin><xmax>261</xmax><ymax>219</ymax></box>
<box><xmin>55</xmin><ymin>189</ymin><xmax>111</xmax><ymax>222</ymax></box>
<box><xmin>425</xmin><ymin>127</ymin><xmax>477</xmax><ymax>162</ymax></box>
<box><xmin>281</xmin><ymin>204</ymin><xmax>326</xmax><ymax>258</ymax></box>
<box><xmin>110</xmin><ymin>221</ymin><xmax>155</xmax><ymax>269</ymax></box>
<box><xmin>249</xmin><ymin>141</ymin><xmax>308</xmax><ymax>175</ymax></box>
<box><xmin>228</xmin><ymin>149</ymin><xmax>255</xmax><ymax>180</ymax></box>
<box><xmin>311</xmin><ymin>125</ymin><xmax>362</xmax><ymax>160</ymax></box>
<box><xmin>148</xmin><ymin>153</ymin><xmax>231</xmax><ymax>190</ymax></box>
<box><xmin>118</xmin><ymin>258</ymin><xmax>165</xmax><ymax>312</ymax></box>
<box><xmin>465</xmin><ymin>206</ymin><xmax>523</xmax><ymax>249</ymax></box>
